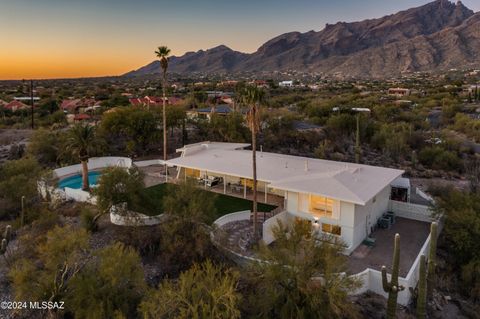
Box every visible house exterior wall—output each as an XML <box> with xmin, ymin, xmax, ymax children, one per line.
<box><xmin>352</xmin><ymin>185</ymin><xmax>391</xmax><ymax>251</ymax></box>
<box><xmin>283</xmin><ymin>185</ymin><xmax>392</xmax><ymax>254</ymax></box>
<box><xmin>285</xmin><ymin>190</ymin><xmax>353</xmax><ymax>250</ymax></box>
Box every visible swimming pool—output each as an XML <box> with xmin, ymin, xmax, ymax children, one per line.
<box><xmin>58</xmin><ymin>171</ymin><xmax>102</xmax><ymax>189</ymax></box>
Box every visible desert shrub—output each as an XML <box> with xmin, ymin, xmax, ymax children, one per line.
<box><xmin>244</xmin><ymin>219</ymin><xmax>361</xmax><ymax>318</ymax></box>
<box><xmin>435</xmin><ymin>190</ymin><xmax>480</xmax><ymax>301</ymax></box>
<box><xmin>80</xmin><ymin>207</ymin><xmax>97</xmax><ymax>232</ymax></box>
<box><xmin>0</xmin><ymin>157</ymin><xmax>44</xmax><ymax>213</ymax></box>
<box><xmin>140</xmin><ymin>260</ymin><xmax>241</xmax><ymax>319</ymax></box>
<box><xmin>10</xmin><ymin>225</ymin><xmax>89</xmax><ymax>315</ymax></box>
<box><xmin>67</xmin><ymin>242</ymin><xmax>146</xmax><ymax>319</ymax></box>
<box><xmin>418</xmin><ymin>146</ymin><xmax>461</xmax><ymax>171</ymax></box>
<box><xmin>371</xmin><ymin>122</ymin><xmax>411</xmax><ymax>160</ymax></box>
<box><xmin>118</xmin><ymin>225</ymin><xmax>163</xmax><ymax>259</ymax></box>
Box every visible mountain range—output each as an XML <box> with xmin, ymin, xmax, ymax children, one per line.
<box><xmin>125</xmin><ymin>0</ymin><xmax>480</xmax><ymax>78</ymax></box>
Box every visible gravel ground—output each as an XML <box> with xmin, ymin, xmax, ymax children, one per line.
<box><xmin>0</xmin><ymin>129</ymin><xmax>32</xmax><ymax>164</ymax></box>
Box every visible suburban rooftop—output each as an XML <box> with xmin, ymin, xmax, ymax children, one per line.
<box><xmin>169</xmin><ymin>142</ymin><xmax>404</xmax><ymax>205</ymax></box>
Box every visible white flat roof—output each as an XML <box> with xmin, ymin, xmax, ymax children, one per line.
<box><xmin>167</xmin><ymin>142</ymin><xmax>403</xmax><ymax>205</ymax></box>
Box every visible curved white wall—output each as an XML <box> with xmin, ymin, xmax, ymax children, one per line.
<box><xmin>213</xmin><ymin>210</ymin><xmax>251</xmax><ymax>227</ymax></box>
<box><xmin>110</xmin><ymin>204</ymin><xmax>164</xmax><ymax>226</ymax></box>
<box><xmin>54</xmin><ymin>157</ymin><xmax>132</xmax><ymax>178</ymax></box>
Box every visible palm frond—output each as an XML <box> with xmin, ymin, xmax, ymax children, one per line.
<box><xmin>240</xmin><ymin>85</ymin><xmax>265</xmax><ymax>132</ymax></box>
<box><xmin>155</xmin><ymin>46</ymin><xmax>171</xmax><ymax>58</ymax></box>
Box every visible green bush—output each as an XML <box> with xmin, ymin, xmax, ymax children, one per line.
<box><xmin>435</xmin><ymin>190</ymin><xmax>480</xmax><ymax>301</ymax></box>
<box><xmin>0</xmin><ymin>157</ymin><xmax>44</xmax><ymax>213</ymax></box>
<box><xmin>80</xmin><ymin>208</ymin><xmax>97</xmax><ymax>232</ymax></box>
<box><xmin>418</xmin><ymin>146</ymin><xmax>461</xmax><ymax>171</ymax></box>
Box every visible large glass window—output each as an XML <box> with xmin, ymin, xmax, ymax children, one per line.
<box><xmin>309</xmin><ymin>195</ymin><xmax>333</xmax><ymax>218</ymax></box>
<box><xmin>322</xmin><ymin>223</ymin><xmax>341</xmax><ymax>236</ymax></box>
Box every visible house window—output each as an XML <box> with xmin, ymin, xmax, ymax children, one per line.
<box><xmin>309</xmin><ymin>195</ymin><xmax>333</xmax><ymax>218</ymax></box>
<box><xmin>185</xmin><ymin>168</ymin><xmax>200</xmax><ymax>178</ymax></box>
<box><xmin>322</xmin><ymin>223</ymin><xmax>341</xmax><ymax>236</ymax></box>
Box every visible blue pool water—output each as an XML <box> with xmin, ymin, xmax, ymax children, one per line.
<box><xmin>58</xmin><ymin>171</ymin><xmax>102</xmax><ymax>189</ymax></box>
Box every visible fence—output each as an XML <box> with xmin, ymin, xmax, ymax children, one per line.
<box><xmin>349</xmin><ymin>219</ymin><xmax>444</xmax><ymax>306</ymax></box>
<box><xmin>415</xmin><ymin>188</ymin><xmax>434</xmax><ymax>203</ymax></box>
<box><xmin>134</xmin><ymin>159</ymin><xmax>165</xmax><ymax>167</ymax></box>
<box><xmin>388</xmin><ymin>200</ymin><xmax>434</xmax><ymax>222</ymax></box>
<box><xmin>54</xmin><ymin>157</ymin><xmax>132</xmax><ymax>178</ymax></box>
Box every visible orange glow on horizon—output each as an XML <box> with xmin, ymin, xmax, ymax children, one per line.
<box><xmin>0</xmin><ymin>53</ymin><xmax>152</xmax><ymax>80</ymax></box>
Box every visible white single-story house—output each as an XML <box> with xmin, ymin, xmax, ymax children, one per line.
<box><xmin>279</xmin><ymin>80</ymin><xmax>294</xmax><ymax>87</ymax></box>
<box><xmin>167</xmin><ymin>141</ymin><xmax>404</xmax><ymax>254</ymax></box>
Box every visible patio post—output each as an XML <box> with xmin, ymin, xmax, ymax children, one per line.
<box><xmin>264</xmin><ymin>183</ymin><xmax>268</xmax><ymax>203</ymax></box>
<box><xmin>243</xmin><ymin>180</ymin><xmax>247</xmax><ymax>199</ymax></box>
<box><xmin>204</xmin><ymin>170</ymin><xmax>207</xmax><ymax>189</ymax></box>
<box><xmin>184</xmin><ymin>168</ymin><xmax>186</xmax><ymax>182</ymax></box>
<box><xmin>165</xmin><ymin>165</ymin><xmax>168</xmax><ymax>182</ymax></box>
<box><xmin>223</xmin><ymin>175</ymin><xmax>226</xmax><ymax>194</ymax></box>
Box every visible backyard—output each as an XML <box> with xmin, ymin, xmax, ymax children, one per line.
<box><xmin>136</xmin><ymin>183</ymin><xmax>277</xmax><ymax>223</ymax></box>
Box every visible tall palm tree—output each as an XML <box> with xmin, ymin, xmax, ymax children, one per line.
<box><xmin>242</xmin><ymin>86</ymin><xmax>265</xmax><ymax>240</ymax></box>
<box><xmin>155</xmin><ymin>46</ymin><xmax>171</xmax><ymax>179</ymax></box>
<box><xmin>66</xmin><ymin>124</ymin><xmax>97</xmax><ymax>191</ymax></box>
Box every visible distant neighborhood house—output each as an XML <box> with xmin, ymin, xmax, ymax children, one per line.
<box><xmin>387</xmin><ymin>87</ymin><xmax>411</xmax><ymax>97</ymax></box>
<box><xmin>61</xmin><ymin>98</ymin><xmax>100</xmax><ymax>114</ymax></box>
<box><xmin>279</xmin><ymin>80</ymin><xmax>294</xmax><ymax>87</ymax></box>
<box><xmin>3</xmin><ymin>100</ymin><xmax>31</xmax><ymax>112</ymax></box>
<box><xmin>188</xmin><ymin>104</ymin><xmax>240</xmax><ymax>120</ymax></box>
<box><xmin>129</xmin><ymin>96</ymin><xmax>185</xmax><ymax>107</ymax></box>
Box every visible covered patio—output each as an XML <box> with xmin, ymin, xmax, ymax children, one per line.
<box><xmin>170</xmin><ymin>165</ymin><xmax>285</xmax><ymax>209</ymax></box>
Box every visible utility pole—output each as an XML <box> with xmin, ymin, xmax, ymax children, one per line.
<box><xmin>333</xmin><ymin>106</ymin><xmax>370</xmax><ymax>164</ymax></box>
<box><xmin>352</xmin><ymin>108</ymin><xmax>370</xmax><ymax>164</ymax></box>
<box><xmin>355</xmin><ymin>113</ymin><xmax>360</xmax><ymax>164</ymax></box>
<box><xmin>30</xmin><ymin>80</ymin><xmax>34</xmax><ymax>129</ymax></box>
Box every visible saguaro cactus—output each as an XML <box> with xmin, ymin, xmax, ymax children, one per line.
<box><xmin>3</xmin><ymin>225</ymin><xmax>11</xmax><ymax>242</ymax></box>
<box><xmin>416</xmin><ymin>255</ymin><xmax>427</xmax><ymax>319</ymax></box>
<box><xmin>0</xmin><ymin>225</ymin><xmax>12</xmax><ymax>255</ymax></box>
<box><xmin>427</xmin><ymin>222</ymin><xmax>437</xmax><ymax>298</ymax></box>
<box><xmin>21</xmin><ymin>195</ymin><xmax>25</xmax><ymax>227</ymax></box>
<box><xmin>382</xmin><ymin>233</ymin><xmax>405</xmax><ymax>319</ymax></box>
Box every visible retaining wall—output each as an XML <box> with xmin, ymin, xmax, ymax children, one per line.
<box><xmin>213</xmin><ymin>210</ymin><xmax>251</xmax><ymax>227</ymax></box>
<box><xmin>110</xmin><ymin>204</ymin><xmax>164</xmax><ymax>226</ymax></box>
<box><xmin>262</xmin><ymin>211</ymin><xmax>289</xmax><ymax>245</ymax></box>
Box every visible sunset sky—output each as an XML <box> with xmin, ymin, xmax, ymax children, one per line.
<box><xmin>1</xmin><ymin>0</ymin><xmax>478</xmax><ymax>80</ymax></box>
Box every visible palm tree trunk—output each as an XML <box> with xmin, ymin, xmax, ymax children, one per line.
<box><xmin>162</xmin><ymin>69</ymin><xmax>167</xmax><ymax>182</ymax></box>
<box><xmin>252</xmin><ymin>105</ymin><xmax>258</xmax><ymax>240</ymax></box>
<box><xmin>81</xmin><ymin>160</ymin><xmax>89</xmax><ymax>191</ymax></box>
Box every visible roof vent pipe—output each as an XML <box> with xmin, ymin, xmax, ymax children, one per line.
<box><xmin>305</xmin><ymin>160</ymin><xmax>309</xmax><ymax>172</ymax></box>
<box><xmin>285</xmin><ymin>161</ymin><xmax>288</xmax><ymax>168</ymax></box>
<box><xmin>260</xmin><ymin>145</ymin><xmax>263</xmax><ymax>158</ymax></box>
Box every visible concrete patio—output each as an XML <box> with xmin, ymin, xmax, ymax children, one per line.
<box><xmin>347</xmin><ymin>217</ymin><xmax>430</xmax><ymax>277</ymax></box>
<box><xmin>138</xmin><ymin>165</ymin><xmax>178</xmax><ymax>188</ymax></box>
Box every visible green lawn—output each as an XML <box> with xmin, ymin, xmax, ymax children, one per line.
<box><xmin>136</xmin><ymin>183</ymin><xmax>277</xmax><ymax>223</ymax></box>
